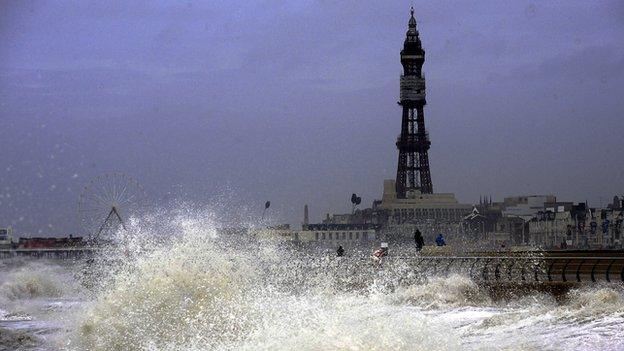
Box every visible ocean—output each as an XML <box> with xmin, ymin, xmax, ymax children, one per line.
<box><xmin>1</xmin><ymin>217</ymin><xmax>623</xmax><ymax>351</ymax></box>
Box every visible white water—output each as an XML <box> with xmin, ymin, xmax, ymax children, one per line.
<box><xmin>1</xmin><ymin>213</ymin><xmax>623</xmax><ymax>351</ymax></box>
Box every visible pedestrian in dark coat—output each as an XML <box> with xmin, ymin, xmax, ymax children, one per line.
<box><xmin>414</xmin><ymin>229</ymin><xmax>424</xmax><ymax>251</ymax></box>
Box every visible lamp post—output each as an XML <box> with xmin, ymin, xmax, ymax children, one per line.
<box><xmin>262</xmin><ymin>201</ymin><xmax>271</xmax><ymax>221</ymax></box>
<box><xmin>351</xmin><ymin>194</ymin><xmax>361</xmax><ymax>214</ymax></box>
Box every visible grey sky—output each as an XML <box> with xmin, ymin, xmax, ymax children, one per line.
<box><xmin>1</xmin><ymin>1</ymin><xmax>623</xmax><ymax>235</ymax></box>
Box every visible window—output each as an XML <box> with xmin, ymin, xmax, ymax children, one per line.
<box><xmin>322</xmin><ymin>233</ymin><xmax>326</xmax><ymax>240</ymax></box>
<box><xmin>363</xmin><ymin>232</ymin><xmax>368</xmax><ymax>240</ymax></box>
<box><xmin>315</xmin><ymin>233</ymin><xmax>319</xmax><ymax>240</ymax></box>
<box><xmin>356</xmin><ymin>232</ymin><xmax>359</xmax><ymax>240</ymax></box>
<box><xmin>349</xmin><ymin>233</ymin><xmax>353</xmax><ymax>240</ymax></box>
<box><xmin>329</xmin><ymin>233</ymin><xmax>333</xmax><ymax>240</ymax></box>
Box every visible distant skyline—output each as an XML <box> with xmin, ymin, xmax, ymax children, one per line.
<box><xmin>1</xmin><ymin>1</ymin><xmax>623</xmax><ymax>235</ymax></box>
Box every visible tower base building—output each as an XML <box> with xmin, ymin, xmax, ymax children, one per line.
<box><xmin>377</xmin><ymin>179</ymin><xmax>472</xmax><ymax>224</ymax></box>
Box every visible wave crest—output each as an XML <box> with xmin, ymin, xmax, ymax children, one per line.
<box><xmin>388</xmin><ymin>274</ymin><xmax>491</xmax><ymax>309</ymax></box>
<box><xmin>0</xmin><ymin>262</ymin><xmax>77</xmax><ymax>301</ymax></box>
<box><xmin>559</xmin><ymin>286</ymin><xmax>624</xmax><ymax>318</ymax></box>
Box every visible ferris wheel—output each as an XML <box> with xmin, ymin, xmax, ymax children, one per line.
<box><xmin>77</xmin><ymin>173</ymin><xmax>146</xmax><ymax>241</ymax></box>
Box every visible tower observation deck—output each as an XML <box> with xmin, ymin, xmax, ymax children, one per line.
<box><xmin>395</xmin><ymin>7</ymin><xmax>433</xmax><ymax>197</ymax></box>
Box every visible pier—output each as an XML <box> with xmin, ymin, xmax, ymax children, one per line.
<box><xmin>0</xmin><ymin>248</ymin><xmax>97</xmax><ymax>260</ymax></box>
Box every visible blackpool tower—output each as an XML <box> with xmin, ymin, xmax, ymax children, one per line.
<box><xmin>395</xmin><ymin>7</ymin><xmax>433</xmax><ymax>197</ymax></box>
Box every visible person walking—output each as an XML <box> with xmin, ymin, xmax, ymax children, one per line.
<box><xmin>371</xmin><ymin>243</ymin><xmax>389</xmax><ymax>266</ymax></box>
<box><xmin>435</xmin><ymin>233</ymin><xmax>446</xmax><ymax>246</ymax></box>
<box><xmin>336</xmin><ymin>245</ymin><xmax>345</xmax><ymax>257</ymax></box>
<box><xmin>414</xmin><ymin>229</ymin><xmax>424</xmax><ymax>251</ymax></box>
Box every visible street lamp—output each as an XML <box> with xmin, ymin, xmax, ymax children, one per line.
<box><xmin>262</xmin><ymin>201</ymin><xmax>271</xmax><ymax>220</ymax></box>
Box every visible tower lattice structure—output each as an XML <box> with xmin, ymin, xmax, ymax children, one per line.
<box><xmin>395</xmin><ymin>7</ymin><xmax>433</xmax><ymax>197</ymax></box>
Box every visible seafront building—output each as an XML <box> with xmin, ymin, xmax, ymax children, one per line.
<box><xmin>0</xmin><ymin>228</ymin><xmax>84</xmax><ymax>249</ymax></box>
<box><xmin>501</xmin><ymin>195</ymin><xmax>557</xmax><ymax>220</ymax></box>
<box><xmin>248</xmin><ymin>224</ymin><xmax>296</xmax><ymax>242</ymax></box>
<box><xmin>376</xmin><ymin>179</ymin><xmax>472</xmax><ymax>224</ymax></box>
<box><xmin>297</xmin><ymin>223</ymin><xmax>378</xmax><ymax>247</ymax></box>
<box><xmin>527</xmin><ymin>198</ymin><xmax>623</xmax><ymax>249</ymax></box>
<box><xmin>249</xmin><ymin>221</ymin><xmax>377</xmax><ymax>248</ymax></box>
<box><xmin>464</xmin><ymin>196</ymin><xmax>624</xmax><ymax>249</ymax></box>
<box><xmin>17</xmin><ymin>236</ymin><xmax>84</xmax><ymax>249</ymax></box>
<box><xmin>0</xmin><ymin>227</ymin><xmax>13</xmax><ymax>249</ymax></box>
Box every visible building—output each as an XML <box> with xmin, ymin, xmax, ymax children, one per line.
<box><xmin>248</xmin><ymin>220</ymin><xmax>378</xmax><ymax>249</ymax></box>
<box><xmin>376</xmin><ymin>179</ymin><xmax>473</xmax><ymax>225</ymax></box>
<box><xmin>320</xmin><ymin>208</ymin><xmax>378</xmax><ymax>225</ymax></box>
<box><xmin>608</xmin><ymin>196</ymin><xmax>623</xmax><ymax>210</ymax></box>
<box><xmin>528</xmin><ymin>201</ymin><xmax>624</xmax><ymax>249</ymax></box>
<box><xmin>322</xmin><ymin>213</ymin><xmax>354</xmax><ymax>225</ymax></box>
<box><xmin>502</xmin><ymin>195</ymin><xmax>557</xmax><ymax>220</ymax></box>
<box><xmin>395</xmin><ymin>7</ymin><xmax>433</xmax><ymax>197</ymax></box>
<box><xmin>249</xmin><ymin>224</ymin><xmax>296</xmax><ymax>242</ymax></box>
<box><xmin>297</xmin><ymin>223</ymin><xmax>378</xmax><ymax>247</ymax></box>
<box><xmin>0</xmin><ymin>228</ymin><xmax>13</xmax><ymax>249</ymax></box>
<box><xmin>18</xmin><ymin>236</ymin><xmax>84</xmax><ymax>249</ymax></box>
<box><xmin>462</xmin><ymin>196</ymin><xmax>567</xmax><ymax>248</ymax></box>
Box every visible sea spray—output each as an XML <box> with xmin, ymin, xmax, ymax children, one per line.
<box><xmin>387</xmin><ymin>274</ymin><xmax>491</xmax><ymax>309</ymax></box>
<box><xmin>0</xmin><ymin>260</ymin><xmax>87</xmax><ymax>351</ymax></box>
<box><xmin>67</xmin><ymin>212</ymin><xmax>462</xmax><ymax>351</ymax></box>
<box><xmin>0</xmin><ymin>326</ymin><xmax>40</xmax><ymax>351</ymax></box>
<box><xmin>234</xmin><ymin>293</ymin><xmax>460</xmax><ymax>351</ymax></box>
<box><xmin>464</xmin><ymin>285</ymin><xmax>624</xmax><ymax>350</ymax></box>
<box><xmin>556</xmin><ymin>286</ymin><xmax>624</xmax><ymax>320</ymax></box>
<box><xmin>0</xmin><ymin>262</ymin><xmax>74</xmax><ymax>301</ymax></box>
<box><xmin>72</xmin><ymin>225</ymin><xmax>261</xmax><ymax>350</ymax></box>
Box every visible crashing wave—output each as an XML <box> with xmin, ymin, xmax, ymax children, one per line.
<box><xmin>0</xmin><ymin>262</ymin><xmax>80</xmax><ymax>301</ymax></box>
<box><xmin>68</xmin><ymin>213</ymin><xmax>462</xmax><ymax>351</ymax></box>
<box><xmin>387</xmin><ymin>274</ymin><xmax>491</xmax><ymax>309</ymax></box>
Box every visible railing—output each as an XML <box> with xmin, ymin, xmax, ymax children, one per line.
<box><xmin>403</xmin><ymin>256</ymin><xmax>624</xmax><ymax>283</ymax></box>
<box><xmin>3</xmin><ymin>248</ymin><xmax>623</xmax><ymax>284</ymax></box>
